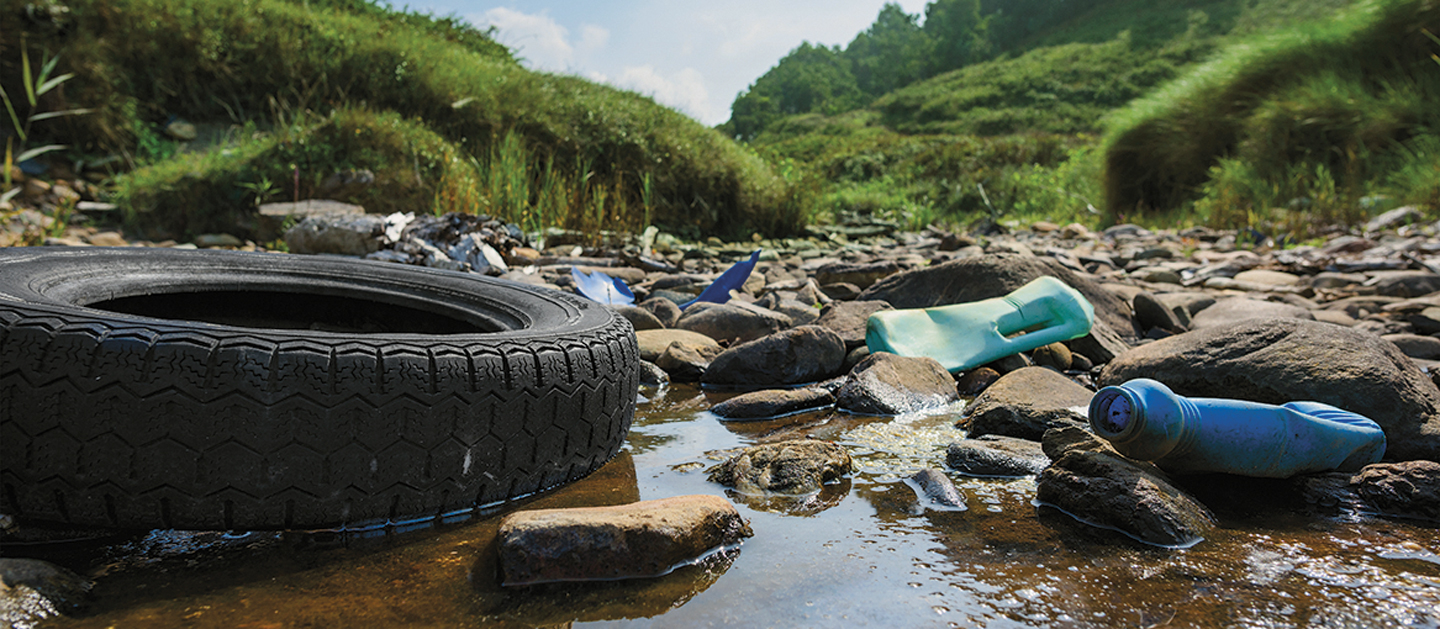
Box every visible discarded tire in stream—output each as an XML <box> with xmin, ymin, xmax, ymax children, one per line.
<box><xmin>0</xmin><ymin>247</ymin><xmax>639</xmax><ymax>530</ymax></box>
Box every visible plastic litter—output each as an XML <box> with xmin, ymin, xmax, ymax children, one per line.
<box><xmin>1088</xmin><ymin>378</ymin><xmax>1386</xmax><ymax>478</ymax></box>
<box><xmin>571</xmin><ymin>268</ymin><xmax>635</xmax><ymax>306</ymax></box>
<box><xmin>681</xmin><ymin>250</ymin><xmax>761</xmax><ymax>310</ymax></box>
<box><xmin>864</xmin><ymin>275</ymin><xmax>1094</xmax><ymax>373</ymax></box>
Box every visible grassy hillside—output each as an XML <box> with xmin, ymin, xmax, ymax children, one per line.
<box><xmin>2</xmin><ymin>0</ymin><xmax>806</xmax><ymax>240</ymax></box>
<box><xmin>1102</xmin><ymin>0</ymin><xmax>1440</xmax><ymax>231</ymax></box>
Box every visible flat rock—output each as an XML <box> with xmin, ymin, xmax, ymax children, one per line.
<box><xmin>946</xmin><ymin>435</ymin><xmax>1049</xmax><ymax>477</ymax></box>
<box><xmin>835</xmin><ymin>352</ymin><xmax>959</xmax><ymax>415</ymax></box>
<box><xmin>1233</xmin><ymin>269</ymin><xmax>1303</xmax><ymax>286</ymax></box>
<box><xmin>636</xmin><ymin>329</ymin><xmax>722</xmax><ymax>363</ymax></box>
<box><xmin>676</xmin><ymin>302</ymin><xmax>791</xmax><ymax>345</ymax></box>
<box><xmin>1383</xmin><ymin>333</ymin><xmax>1440</xmax><ymax>360</ymax></box>
<box><xmin>814</xmin><ymin>300</ymin><xmax>893</xmax><ymax>349</ymax></box>
<box><xmin>708</xmin><ymin>439</ymin><xmax>852</xmax><ymax>495</ymax></box>
<box><xmin>496</xmin><ymin>495</ymin><xmax>753</xmax><ymax>586</ymax></box>
<box><xmin>1364</xmin><ymin>271</ymin><xmax>1440</xmax><ymax>298</ymax></box>
<box><xmin>710</xmin><ymin>388</ymin><xmax>835</xmax><ymax>421</ymax></box>
<box><xmin>814</xmin><ymin>260</ymin><xmax>902</xmax><ymax>289</ymax></box>
<box><xmin>1099</xmin><ymin>318</ymin><xmax>1440</xmax><ymax>461</ymax></box>
<box><xmin>284</xmin><ymin>213</ymin><xmax>386</xmax><ymax>256</ymax></box>
<box><xmin>962</xmin><ymin>367</ymin><xmax>1093</xmax><ymax>441</ymax></box>
<box><xmin>1037</xmin><ymin>426</ymin><xmax>1216</xmax><ymax>547</ymax></box>
<box><xmin>857</xmin><ymin>252</ymin><xmax>1140</xmax><ymax>341</ymax></box>
<box><xmin>1188</xmin><ymin>297</ymin><xmax>1314</xmax><ymax>329</ymax></box>
<box><xmin>701</xmin><ymin>326</ymin><xmax>848</xmax><ymax>387</ymax></box>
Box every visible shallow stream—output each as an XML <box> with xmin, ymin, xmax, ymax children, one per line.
<box><xmin>13</xmin><ymin>384</ymin><xmax>1440</xmax><ymax>627</ymax></box>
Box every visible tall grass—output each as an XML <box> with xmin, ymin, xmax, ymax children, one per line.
<box><xmin>1101</xmin><ymin>0</ymin><xmax>1440</xmax><ymax>227</ymax></box>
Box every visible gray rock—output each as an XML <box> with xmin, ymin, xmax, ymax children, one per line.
<box><xmin>843</xmin><ymin>344</ymin><xmax>871</xmax><ymax>372</ymax></box>
<box><xmin>496</xmin><ymin>495</ymin><xmax>753</xmax><ymax>586</ymax></box>
<box><xmin>1383</xmin><ymin>333</ymin><xmax>1440</xmax><ymax>360</ymax></box>
<box><xmin>655</xmin><ymin>341</ymin><xmax>722</xmax><ymax>382</ymax></box>
<box><xmin>814</xmin><ymin>260</ymin><xmax>902</xmax><ymax>289</ymax></box>
<box><xmin>769</xmin><ymin>298</ymin><xmax>820</xmax><ymax>326</ymax></box>
<box><xmin>1188</xmin><ymin>297</ymin><xmax>1314</xmax><ymax>329</ymax></box>
<box><xmin>1365</xmin><ymin>205</ymin><xmax>1424</xmax><ymax>232</ymax></box>
<box><xmin>701</xmin><ymin>326</ymin><xmax>848</xmax><ymax>387</ymax></box>
<box><xmin>1037</xmin><ymin>426</ymin><xmax>1216</xmax><ymax>547</ymax></box>
<box><xmin>835</xmin><ymin>352</ymin><xmax>959</xmax><ymax>415</ymax></box>
<box><xmin>676</xmin><ymin>302</ymin><xmax>791</xmax><ymax>345</ymax></box>
<box><xmin>1365</xmin><ymin>271</ymin><xmax>1440</xmax><ymax>298</ymax></box>
<box><xmin>857</xmin><ymin>252</ymin><xmax>1140</xmax><ymax>341</ymax></box>
<box><xmin>1066</xmin><ymin>318</ymin><xmax>1133</xmax><ymax>365</ymax></box>
<box><xmin>635</xmin><ymin>329</ymin><xmax>722</xmax><ymax>363</ymax></box>
<box><xmin>946</xmin><ymin>435</ymin><xmax>1049</xmax><ymax>477</ymax></box>
<box><xmin>814</xmin><ymin>300</ymin><xmax>893</xmax><ymax>349</ymax></box>
<box><xmin>1157</xmin><ymin>292</ymin><xmax>1216</xmax><ymax>320</ymax></box>
<box><xmin>907</xmin><ymin>468</ymin><xmax>967</xmax><ymax>510</ymax></box>
<box><xmin>284</xmin><ymin>213</ymin><xmax>387</xmax><ymax>255</ymax></box>
<box><xmin>638</xmin><ymin>360</ymin><xmax>670</xmax><ymax>387</ymax></box>
<box><xmin>1129</xmin><ymin>266</ymin><xmax>1182</xmax><ymax>285</ymax></box>
<box><xmin>963</xmin><ymin>367</ymin><xmax>1093</xmax><ymax>440</ymax></box>
<box><xmin>1099</xmin><ymin>318</ymin><xmax>1440</xmax><ymax>461</ymax></box>
<box><xmin>639</xmin><ymin>296</ymin><xmax>683</xmax><ymax>327</ymax></box>
<box><xmin>708</xmin><ymin>439</ymin><xmax>852</xmax><ymax>495</ymax></box>
<box><xmin>0</xmin><ymin>558</ymin><xmax>91</xmax><ymax>621</ymax></box>
<box><xmin>1133</xmin><ymin>291</ymin><xmax>1185</xmax><ymax>333</ymax></box>
<box><xmin>710</xmin><ymin>388</ymin><xmax>835</xmax><ymax>421</ymax></box>
<box><xmin>614</xmin><ymin>305</ymin><xmax>664</xmax><ymax>331</ymax></box>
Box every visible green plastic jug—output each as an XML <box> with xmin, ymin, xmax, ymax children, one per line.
<box><xmin>865</xmin><ymin>275</ymin><xmax>1095</xmax><ymax>373</ymax></box>
<box><xmin>1089</xmin><ymin>378</ymin><xmax>1386</xmax><ymax>477</ymax></box>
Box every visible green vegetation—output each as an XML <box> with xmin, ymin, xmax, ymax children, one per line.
<box><xmin>1103</xmin><ymin>0</ymin><xmax>1440</xmax><ymax>233</ymax></box>
<box><xmin>4</xmin><ymin>0</ymin><xmax>807</xmax><ymax>240</ymax></box>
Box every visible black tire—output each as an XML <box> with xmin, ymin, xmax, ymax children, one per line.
<box><xmin>0</xmin><ymin>247</ymin><xmax>638</xmax><ymax>531</ymax></box>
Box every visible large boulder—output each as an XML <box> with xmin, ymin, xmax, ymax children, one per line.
<box><xmin>675</xmin><ymin>303</ymin><xmax>791</xmax><ymax>345</ymax></box>
<box><xmin>1187</xmin><ymin>297</ymin><xmax>1314</xmax><ymax>329</ymax></box>
<box><xmin>814</xmin><ymin>300</ymin><xmax>893</xmax><ymax>349</ymax></box>
<box><xmin>1037</xmin><ymin>427</ymin><xmax>1216</xmax><ymax>547</ymax></box>
<box><xmin>962</xmin><ymin>367</ymin><xmax>1093</xmax><ymax>441</ymax></box>
<box><xmin>701</xmin><ymin>326</ymin><xmax>847</xmax><ymax>387</ymax></box>
<box><xmin>858</xmin><ymin>253</ymin><xmax>1140</xmax><ymax>340</ymax></box>
<box><xmin>1099</xmin><ymin>318</ymin><xmax>1440</xmax><ymax>462</ymax></box>
<box><xmin>496</xmin><ymin>495</ymin><xmax>753</xmax><ymax>586</ymax></box>
<box><xmin>835</xmin><ymin>352</ymin><xmax>959</xmax><ymax>416</ymax></box>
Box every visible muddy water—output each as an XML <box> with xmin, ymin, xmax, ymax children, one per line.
<box><xmin>18</xmin><ymin>384</ymin><xmax>1440</xmax><ymax>628</ymax></box>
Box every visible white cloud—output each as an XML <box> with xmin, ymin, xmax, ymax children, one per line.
<box><xmin>612</xmin><ymin>66</ymin><xmax>713</xmax><ymax>122</ymax></box>
<box><xmin>475</xmin><ymin>8</ymin><xmax>579</xmax><ymax>70</ymax></box>
<box><xmin>578</xmin><ymin>24</ymin><xmax>610</xmax><ymax>54</ymax></box>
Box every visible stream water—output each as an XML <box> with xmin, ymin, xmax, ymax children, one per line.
<box><xmin>12</xmin><ymin>384</ymin><xmax>1440</xmax><ymax>628</ymax></box>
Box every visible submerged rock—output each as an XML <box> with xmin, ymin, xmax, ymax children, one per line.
<box><xmin>496</xmin><ymin>495</ymin><xmax>753</xmax><ymax>586</ymax></box>
<box><xmin>908</xmin><ymin>467</ymin><xmax>967</xmax><ymax>510</ymax></box>
<box><xmin>947</xmin><ymin>435</ymin><xmax>1049</xmax><ymax>477</ymax></box>
<box><xmin>962</xmin><ymin>367</ymin><xmax>1092</xmax><ymax>441</ymax></box>
<box><xmin>0</xmin><ymin>558</ymin><xmax>92</xmax><ymax>625</ymax></box>
<box><xmin>707</xmin><ymin>439</ymin><xmax>852</xmax><ymax>495</ymax></box>
<box><xmin>1099</xmin><ymin>317</ymin><xmax>1440</xmax><ymax>461</ymax></box>
<box><xmin>835</xmin><ymin>352</ymin><xmax>959</xmax><ymax>415</ymax></box>
<box><xmin>1037</xmin><ymin>427</ymin><xmax>1216</xmax><ymax>547</ymax></box>
<box><xmin>1297</xmin><ymin>460</ymin><xmax>1440</xmax><ymax>521</ymax></box>
<box><xmin>710</xmin><ymin>388</ymin><xmax>835</xmax><ymax>421</ymax></box>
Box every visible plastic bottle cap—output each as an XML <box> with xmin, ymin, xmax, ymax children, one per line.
<box><xmin>1097</xmin><ymin>391</ymin><xmax>1131</xmax><ymax>434</ymax></box>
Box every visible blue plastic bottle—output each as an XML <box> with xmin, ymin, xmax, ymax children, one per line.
<box><xmin>865</xmin><ymin>276</ymin><xmax>1094</xmax><ymax>373</ymax></box>
<box><xmin>1088</xmin><ymin>378</ymin><xmax>1386</xmax><ymax>477</ymax></box>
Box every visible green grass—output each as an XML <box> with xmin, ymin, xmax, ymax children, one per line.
<box><xmin>1101</xmin><ymin>0</ymin><xmax>1440</xmax><ymax>231</ymax></box>
<box><xmin>4</xmin><ymin>0</ymin><xmax>809</xmax><ymax>240</ymax></box>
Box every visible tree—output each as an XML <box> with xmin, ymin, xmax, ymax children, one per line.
<box><xmin>922</xmin><ymin>0</ymin><xmax>991</xmax><ymax>75</ymax></box>
<box><xmin>846</xmin><ymin>3</ymin><xmax>929</xmax><ymax>97</ymax></box>
<box><xmin>726</xmin><ymin>42</ymin><xmax>863</xmax><ymax>140</ymax></box>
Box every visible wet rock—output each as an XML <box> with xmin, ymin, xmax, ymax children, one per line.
<box><xmin>638</xmin><ymin>360</ymin><xmax>669</xmax><ymax>387</ymax></box>
<box><xmin>946</xmin><ymin>435</ymin><xmax>1049</xmax><ymax>477</ymax></box>
<box><xmin>957</xmin><ymin>367</ymin><xmax>1002</xmax><ymax>396</ymax></box>
<box><xmin>701</xmin><ymin>326</ymin><xmax>847</xmax><ymax>387</ymax></box>
<box><xmin>1099</xmin><ymin>318</ymin><xmax>1440</xmax><ymax>461</ymax></box>
<box><xmin>843</xmin><ymin>344</ymin><xmax>871</xmax><ymax>372</ymax></box>
<box><xmin>1353</xmin><ymin>460</ymin><xmax>1440</xmax><ymax>521</ymax></box>
<box><xmin>1133</xmin><ymin>291</ymin><xmax>1185</xmax><ymax>333</ymax></box>
<box><xmin>858</xmin><ymin>253</ymin><xmax>1139</xmax><ymax>340</ymax></box>
<box><xmin>1031</xmin><ymin>342</ymin><xmax>1072</xmax><ymax>371</ymax></box>
<box><xmin>962</xmin><ymin>367</ymin><xmax>1093</xmax><ymax>441</ymax></box>
<box><xmin>710</xmin><ymin>388</ymin><xmax>835</xmax><ymax>421</ymax></box>
<box><xmin>638</xmin><ymin>296</ymin><xmax>682</xmax><ymax>328</ymax></box>
<box><xmin>496</xmin><ymin>495</ymin><xmax>753</xmax><ymax>586</ymax></box>
<box><xmin>708</xmin><ymin>439</ymin><xmax>852</xmax><ymax>495</ymax></box>
<box><xmin>1188</xmin><ymin>297</ymin><xmax>1315</xmax><ymax>329</ymax></box>
<box><xmin>1037</xmin><ymin>426</ymin><xmax>1216</xmax><ymax>547</ymax></box>
<box><xmin>614</xmin><ymin>305</ymin><xmax>664</xmax><ymax>331</ymax></box>
<box><xmin>676</xmin><ymin>302</ymin><xmax>791</xmax><ymax>345</ymax></box>
<box><xmin>636</xmin><ymin>329</ymin><xmax>722</xmax><ymax>363</ymax></box>
<box><xmin>814</xmin><ymin>300</ymin><xmax>893</xmax><ymax>349</ymax></box>
<box><xmin>0</xmin><ymin>558</ymin><xmax>91</xmax><ymax>623</ymax></box>
<box><xmin>835</xmin><ymin>352</ymin><xmax>959</xmax><ymax>415</ymax></box>
<box><xmin>1383</xmin><ymin>333</ymin><xmax>1440</xmax><ymax>360</ymax></box>
<box><xmin>907</xmin><ymin>468</ymin><xmax>967</xmax><ymax>510</ymax></box>
<box><xmin>655</xmin><ymin>341</ymin><xmax>722</xmax><ymax>382</ymax></box>
<box><xmin>284</xmin><ymin>213</ymin><xmax>386</xmax><ymax>255</ymax></box>
<box><xmin>814</xmin><ymin>260</ymin><xmax>902</xmax><ymax>289</ymax></box>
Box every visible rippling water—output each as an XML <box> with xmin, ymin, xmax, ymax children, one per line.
<box><xmin>18</xmin><ymin>384</ymin><xmax>1440</xmax><ymax>628</ymax></box>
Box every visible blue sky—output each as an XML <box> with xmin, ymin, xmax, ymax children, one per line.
<box><xmin>411</xmin><ymin>1</ymin><xmax>929</xmax><ymax>126</ymax></box>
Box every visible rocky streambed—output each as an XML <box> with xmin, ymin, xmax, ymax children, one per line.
<box><xmin>4</xmin><ymin>209</ymin><xmax>1440</xmax><ymax>626</ymax></box>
